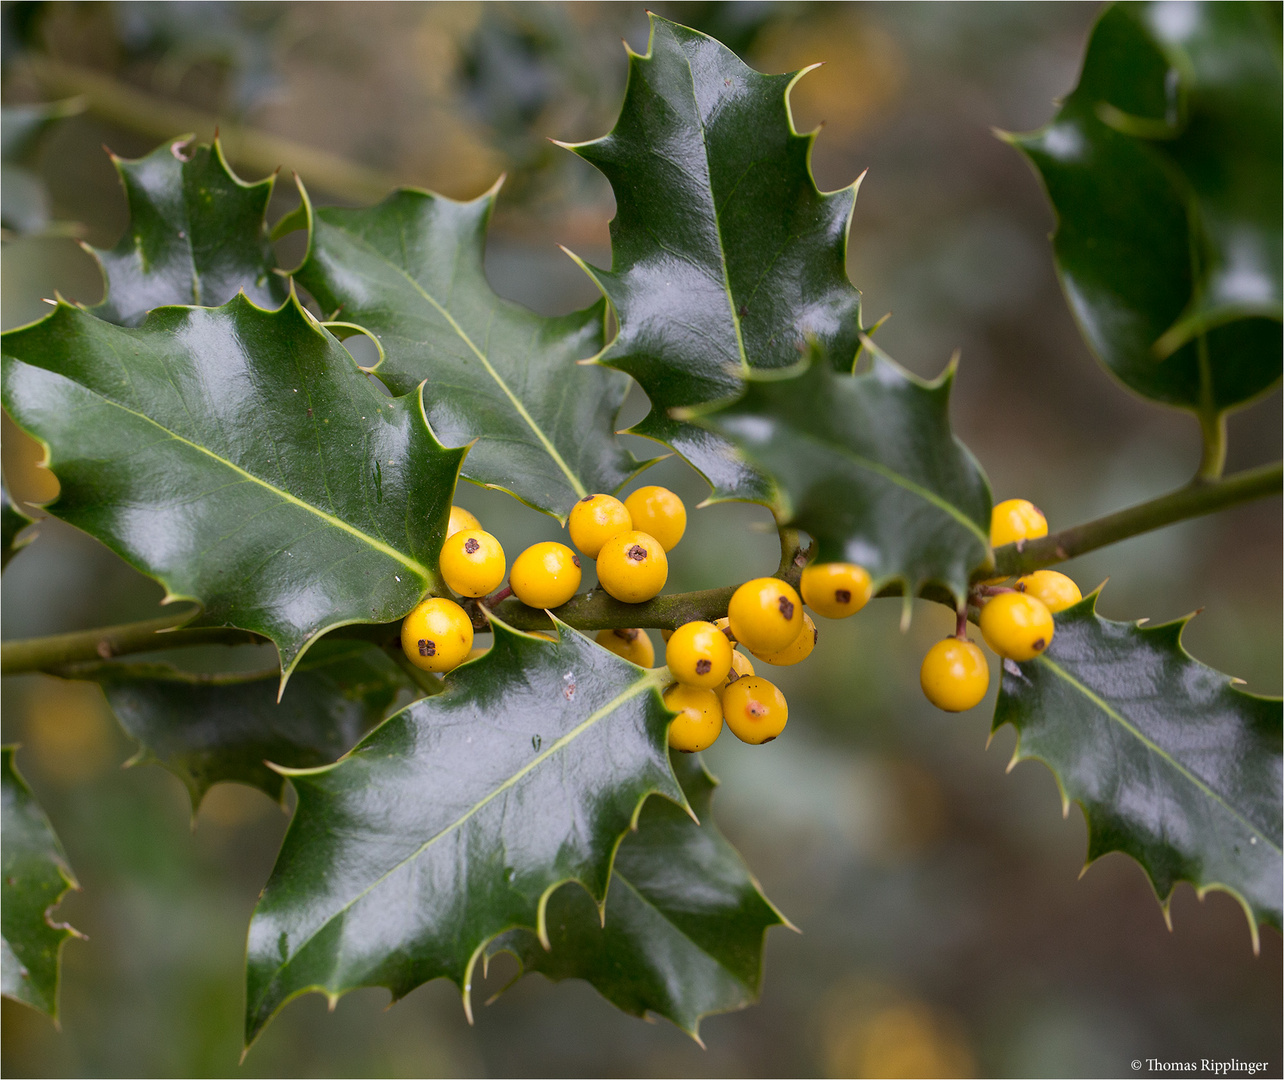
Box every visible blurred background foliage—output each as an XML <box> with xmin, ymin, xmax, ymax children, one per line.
<box><xmin>1</xmin><ymin>2</ymin><xmax>1279</xmax><ymax>1076</ymax></box>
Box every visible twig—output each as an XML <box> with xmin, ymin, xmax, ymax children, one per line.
<box><xmin>988</xmin><ymin>461</ymin><xmax>1281</xmax><ymax>579</ymax></box>
<box><xmin>25</xmin><ymin>55</ymin><xmax>399</xmax><ymax>203</ymax></box>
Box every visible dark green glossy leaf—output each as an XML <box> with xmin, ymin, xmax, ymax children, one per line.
<box><xmin>1</xmin><ymin>481</ymin><xmax>35</xmax><ymax>571</ymax></box>
<box><xmin>565</xmin><ymin>13</ymin><xmax>866</xmax><ymax>501</ymax></box>
<box><xmin>697</xmin><ymin>344</ymin><xmax>992</xmax><ymax>607</ymax></box>
<box><xmin>1</xmin><ymin>747</ymin><xmax>81</xmax><ymax>1019</ymax></box>
<box><xmin>244</xmin><ymin>620</ymin><xmax>682</xmax><ymax>1045</ymax></box>
<box><xmin>1127</xmin><ymin>2</ymin><xmax>1282</xmax><ymax>356</ymax></box>
<box><xmin>280</xmin><ymin>184</ymin><xmax>645</xmax><ymax>520</ymax></box>
<box><xmin>993</xmin><ymin>590</ymin><xmax>1283</xmax><ymax>945</ymax></box>
<box><xmin>487</xmin><ymin>753</ymin><xmax>786</xmax><ymax>1039</ymax></box>
<box><xmin>1009</xmin><ymin>2</ymin><xmax>1281</xmax><ymax>416</ymax></box>
<box><xmin>1</xmin><ymin>294</ymin><xmax>466</xmax><ymax>683</ymax></box>
<box><xmin>80</xmin><ymin>641</ymin><xmax>414</xmax><ymax>810</ymax></box>
<box><xmin>88</xmin><ymin>138</ymin><xmax>289</xmax><ymax>326</ymax></box>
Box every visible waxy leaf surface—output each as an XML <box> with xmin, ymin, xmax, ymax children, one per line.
<box><xmin>1</xmin><ymin>748</ymin><xmax>80</xmax><ymax>1019</ymax></box>
<box><xmin>567</xmin><ymin>14</ymin><xmax>865</xmax><ymax>501</ymax></box>
<box><xmin>699</xmin><ymin>348</ymin><xmax>991</xmax><ymax>606</ymax></box>
<box><xmin>89</xmin><ymin>138</ymin><xmax>289</xmax><ymax>326</ymax></box>
<box><xmin>284</xmin><ymin>186</ymin><xmax>643</xmax><ymax>520</ymax></box>
<box><xmin>993</xmin><ymin>592</ymin><xmax>1283</xmax><ymax>941</ymax></box>
<box><xmin>1010</xmin><ymin>2</ymin><xmax>1281</xmax><ymax>416</ymax></box>
<box><xmin>1</xmin><ymin>295</ymin><xmax>466</xmax><ymax>681</ymax></box>
<box><xmin>245</xmin><ymin>621</ymin><xmax>682</xmax><ymax>1044</ymax></box>
<box><xmin>489</xmin><ymin>753</ymin><xmax>785</xmax><ymax>1037</ymax></box>
<box><xmin>85</xmin><ymin>641</ymin><xmax>414</xmax><ymax>809</ymax></box>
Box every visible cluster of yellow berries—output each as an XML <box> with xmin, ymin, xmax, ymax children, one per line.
<box><xmin>919</xmin><ymin>498</ymin><xmax>1082</xmax><ymax>713</ymax></box>
<box><xmin>400</xmin><ymin>489</ymin><xmax>1079</xmax><ymax>736</ymax></box>
<box><xmin>399</xmin><ymin>487</ymin><xmax>878</xmax><ymax>756</ymax></box>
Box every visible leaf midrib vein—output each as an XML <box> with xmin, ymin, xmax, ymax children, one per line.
<box><xmin>1037</xmin><ymin>655</ymin><xmax>1282</xmax><ymax>854</ymax></box>
<box><xmin>343</xmin><ymin>225</ymin><xmax>587</xmax><ymax>498</ymax></box>
<box><xmin>680</xmin><ymin>51</ymin><xmax>750</xmax><ymax>375</ymax></box>
<box><xmin>272</xmin><ymin>672</ymin><xmax>660</xmax><ymax>981</ymax></box>
<box><xmin>75</xmin><ymin>384</ymin><xmax>429</xmax><ymax>578</ymax></box>
<box><xmin>790</xmin><ymin>427</ymin><xmax>990</xmax><ymax>546</ymax></box>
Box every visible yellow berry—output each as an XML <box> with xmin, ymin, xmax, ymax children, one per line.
<box><xmin>528</xmin><ymin>631</ymin><xmax>558</xmax><ymax>642</ymax></box>
<box><xmin>510</xmin><ymin>542</ymin><xmax>582</xmax><ymax>608</ymax></box>
<box><xmin>623</xmin><ymin>486</ymin><xmax>687</xmax><ymax>551</ymax></box>
<box><xmin>568</xmin><ymin>494</ymin><xmax>633</xmax><ymax>558</ymax></box>
<box><xmin>400</xmin><ymin>597</ymin><xmax>474</xmax><ymax>672</ymax></box>
<box><xmin>919</xmin><ymin>638</ymin><xmax>989</xmax><ymax>712</ymax></box>
<box><xmin>717</xmin><ymin>649</ymin><xmax>756</xmax><ymax>698</ymax></box>
<box><xmin>595</xmin><ymin>628</ymin><xmax>655</xmax><ymax>666</ymax></box>
<box><xmin>465</xmin><ymin>644</ymin><xmax>491</xmax><ymax>661</ymax></box>
<box><xmin>665</xmin><ymin>621</ymin><xmax>733</xmax><ymax>689</ymax></box>
<box><xmin>727</xmin><ymin>578</ymin><xmax>804</xmax><ymax>655</ymax></box>
<box><xmin>990</xmin><ymin>498</ymin><xmax>1048</xmax><ymax>548</ymax></box>
<box><xmin>753</xmin><ymin>613</ymin><xmax>817</xmax><ymax>667</ymax></box>
<box><xmin>1014</xmin><ymin>570</ymin><xmax>1082</xmax><ymax>614</ymax></box>
<box><xmin>980</xmin><ymin>592</ymin><xmax>1055</xmax><ymax>661</ymax></box>
<box><xmin>664</xmin><ymin>684</ymin><xmax>723</xmax><ymax>753</ymax></box>
<box><xmin>447</xmin><ymin>505</ymin><xmax>481</xmax><ymax>538</ymax></box>
<box><xmin>800</xmin><ymin>562</ymin><xmax>872</xmax><ymax>619</ymax></box>
<box><xmin>596</xmin><ymin>530</ymin><xmax>668</xmax><ymax>603</ymax></box>
<box><xmin>439</xmin><ymin>529</ymin><xmax>506</xmax><ymax>598</ymax></box>
<box><xmin>722</xmin><ymin>676</ymin><xmax>788</xmax><ymax>745</ymax></box>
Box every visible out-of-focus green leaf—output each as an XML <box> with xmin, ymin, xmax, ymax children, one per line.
<box><xmin>993</xmin><ymin>591</ymin><xmax>1283</xmax><ymax>946</ymax></box>
<box><xmin>244</xmin><ymin>620</ymin><xmax>681</xmax><ymax>1045</ymax></box>
<box><xmin>280</xmin><ymin>184</ymin><xmax>646</xmax><ymax>521</ymax></box>
<box><xmin>1</xmin><ymin>99</ymin><xmax>84</xmax><ymax>236</ymax></box>
<box><xmin>697</xmin><ymin>344</ymin><xmax>991</xmax><ymax>607</ymax></box>
<box><xmin>1</xmin><ymin>481</ymin><xmax>35</xmax><ymax>570</ymax></box>
<box><xmin>1</xmin><ymin>747</ymin><xmax>81</xmax><ymax>1019</ymax></box>
<box><xmin>1009</xmin><ymin>2</ymin><xmax>1281</xmax><ymax>417</ymax></box>
<box><xmin>80</xmin><ymin>641</ymin><xmax>415</xmax><ymax>810</ymax></box>
<box><xmin>564</xmin><ymin>13</ymin><xmax>866</xmax><ymax>502</ymax></box>
<box><xmin>1</xmin><ymin>294</ymin><xmax>466</xmax><ymax>684</ymax></box>
<box><xmin>88</xmin><ymin>138</ymin><xmax>289</xmax><ymax>326</ymax></box>
<box><xmin>0</xmin><ymin>100</ymin><xmax>84</xmax><ymax>163</ymax></box>
<box><xmin>488</xmin><ymin>753</ymin><xmax>786</xmax><ymax>1039</ymax></box>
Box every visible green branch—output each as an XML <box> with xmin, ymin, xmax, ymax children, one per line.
<box><xmin>4</xmin><ymin>467</ymin><xmax>1277</xmax><ymax>676</ymax></box>
<box><xmin>989</xmin><ymin>461</ymin><xmax>1282</xmax><ymax>579</ymax></box>
<box><xmin>25</xmin><ymin>56</ymin><xmax>399</xmax><ymax>204</ymax></box>
<box><xmin>0</xmin><ymin>610</ymin><xmax>263</xmax><ymax>676</ymax></box>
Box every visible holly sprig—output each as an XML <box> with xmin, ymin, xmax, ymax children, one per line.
<box><xmin>1</xmin><ymin>3</ymin><xmax>1279</xmax><ymax>1045</ymax></box>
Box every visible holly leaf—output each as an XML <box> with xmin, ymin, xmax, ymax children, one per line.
<box><xmin>993</xmin><ymin>590</ymin><xmax>1283</xmax><ymax>947</ymax></box>
<box><xmin>1</xmin><ymin>294</ymin><xmax>466</xmax><ymax>683</ymax></box>
<box><xmin>1</xmin><ymin>99</ymin><xmax>83</xmax><ymax>236</ymax></box>
<box><xmin>1</xmin><ymin>747</ymin><xmax>82</xmax><ymax>1020</ymax></box>
<box><xmin>1</xmin><ymin>481</ymin><xmax>35</xmax><ymax>571</ymax></box>
<box><xmin>279</xmin><ymin>183</ymin><xmax>646</xmax><ymax>520</ymax></box>
<box><xmin>1008</xmin><ymin>2</ymin><xmax>1281</xmax><ymax>416</ymax></box>
<box><xmin>696</xmin><ymin>344</ymin><xmax>992</xmax><ymax>607</ymax></box>
<box><xmin>487</xmin><ymin>753</ymin><xmax>787</xmax><ymax>1039</ymax></box>
<box><xmin>79</xmin><ymin>641</ymin><xmax>414</xmax><ymax>811</ymax></box>
<box><xmin>244</xmin><ymin>620</ymin><xmax>682</xmax><ymax>1046</ymax></box>
<box><xmin>87</xmin><ymin>138</ymin><xmax>290</xmax><ymax>326</ymax></box>
<box><xmin>562</xmin><ymin>13</ymin><xmax>866</xmax><ymax>502</ymax></box>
